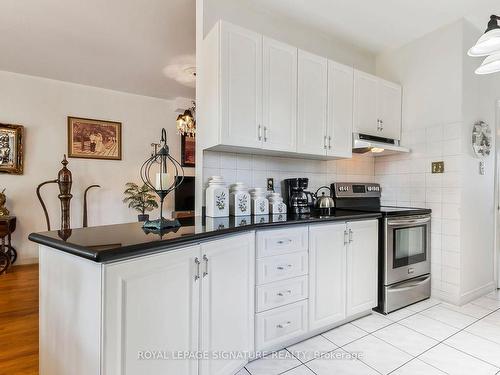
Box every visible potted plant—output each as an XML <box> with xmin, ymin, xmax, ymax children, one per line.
<box><xmin>123</xmin><ymin>182</ymin><xmax>159</xmax><ymax>222</ymax></box>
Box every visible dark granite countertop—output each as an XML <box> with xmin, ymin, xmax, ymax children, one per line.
<box><xmin>28</xmin><ymin>210</ymin><xmax>382</xmax><ymax>263</ymax></box>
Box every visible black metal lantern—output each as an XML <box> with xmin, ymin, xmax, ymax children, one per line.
<box><xmin>140</xmin><ymin>128</ymin><xmax>184</xmax><ymax>230</ymax></box>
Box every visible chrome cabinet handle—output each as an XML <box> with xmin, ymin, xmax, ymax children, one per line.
<box><xmin>277</xmin><ymin>321</ymin><xmax>292</xmax><ymax>329</ymax></box>
<box><xmin>344</xmin><ymin>230</ymin><xmax>349</xmax><ymax>245</ymax></box>
<box><xmin>277</xmin><ymin>264</ymin><xmax>292</xmax><ymax>270</ymax></box>
<box><xmin>348</xmin><ymin>229</ymin><xmax>353</xmax><ymax>243</ymax></box>
<box><xmin>202</xmin><ymin>254</ymin><xmax>209</xmax><ymax>277</ymax></box>
<box><xmin>277</xmin><ymin>239</ymin><xmax>292</xmax><ymax>245</ymax></box>
<box><xmin>258</xmin><ymin>125</ymin><xmax>262</xmax><ymax>141</ymax></box>
<box><xmin>328</xmin><ymin>136</ymin><xmax>332</xmax><ymax>149</ymax></box>
<box><xmin>277</xmin><ymin>290</ymin><xmax>292</xmax><ymax>297</ymax></box>
<box><xmin>264</xmin><ymin>126</ymin><xmax>268</xmax><ymax>142</ymax></box>
<box><xmin>194</xmin><ymin>257</ymin><xmax>201</xmax><ymax>281</ymax></box>
<box><xmin>324</xmin><ymin>135</ymin><xmax>327</xmax><ymax>149</ymax></box>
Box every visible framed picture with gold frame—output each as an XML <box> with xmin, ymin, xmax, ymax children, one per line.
<box><xmin>67</xmin><ymin>116</ymin><xmax>122</xmax><ymax>160</ymax></box>
<box><xmin>0</xmin><ymin>124</ymin><xmax>24</xmax><ymax>175</ymax></box>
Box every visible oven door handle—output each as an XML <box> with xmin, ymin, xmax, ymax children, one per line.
<box><xmin>388</xmin><ymin>275</ymin><xmax>430</xmax><ymax>292</ymax></box>
<box><xmin>387</xmin><ymin>217</ymin><xmax>431</xmax><ymax>226</ymax></box>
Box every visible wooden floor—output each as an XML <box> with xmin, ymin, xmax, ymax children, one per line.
<box><xmin>0</xmin><ymin>264</ymin><xmax>39</xmax><ymax>374</ymax></box>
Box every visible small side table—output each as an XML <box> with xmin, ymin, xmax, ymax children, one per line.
<box><xmin>0</xmin><ymin>216</ymin><xmax>16</xmax><ymax>274</ymax></box>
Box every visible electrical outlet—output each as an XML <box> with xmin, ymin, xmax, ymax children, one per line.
<box><xmin>267</xmin><ymin>178</ymin><xmax>274</xmax><ymax>191</ymax></box>
<box><xmin>431</xmin><ymin>161</ymin><xmax>444</xmax><ymax>174</ymax></box>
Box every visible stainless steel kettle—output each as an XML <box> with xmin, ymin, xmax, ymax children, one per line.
<box><xmin>314</xmin><ymin>186</ymin><xmax>335</xmax><ymax>214</ymax></box>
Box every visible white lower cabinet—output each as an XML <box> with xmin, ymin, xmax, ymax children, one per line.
<box><xmin>103</xmin><ymin>232</ymin><xmax>255</xmax><ymax>375</ymax></box>
<box><xmin>308</xmin><ymin>220</ymin><xmax>378</xmax><ymax>331</ymax></box>
<box><xmin>346</xmin><ymin>220</ymin><xmax>379</xmax><ymax>316</ymax></box>
<box><xmin>255</xmin><ymin>300</ymin><xmax>308</xmax><ymax>350</ymax></box>
<box><xmin>199</xmin><ymin>233</ymin><xmax>255</xmax><ymax>375</ymax></box>
<box><xmin>256</xmin><ymin>275</ymin><xmax>308</xmax><ymax>313</ymax></box>
<box><xmin>309</xmin><ymin>222</ymin><xmax>346</xmax><ymax>330</ymax></box>
<box><xmin>256</xmin><ymin>251</ymin><xmax>308</xmax><ymax>285</ymax></box>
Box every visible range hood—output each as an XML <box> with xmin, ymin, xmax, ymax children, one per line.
<box><xmin>352</xmin><ymin>133</ymin><xmax>410</xmax><ymax>156</ymax></box>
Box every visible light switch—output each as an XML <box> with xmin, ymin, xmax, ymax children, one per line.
<box><xmin>431</xmin><ymin>161</ymin><xmax>444</xmax><ymax>174</ymax></box>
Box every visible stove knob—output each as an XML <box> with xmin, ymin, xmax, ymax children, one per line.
<box><xmin>367</xmin><ymin>186</ymin><xmax>372</xmax><ymax>191</ymax></box>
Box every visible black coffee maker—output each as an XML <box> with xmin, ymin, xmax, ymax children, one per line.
<box><xmin>282</xmin><ymin>178</ymin><xmax>314</xmax><ymax>215</ymax></box>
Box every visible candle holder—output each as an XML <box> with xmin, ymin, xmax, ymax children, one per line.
<box><xmin>140</xmin><ymin>128</ymin><xmax>184</xmax><ymax>230</ymax></box>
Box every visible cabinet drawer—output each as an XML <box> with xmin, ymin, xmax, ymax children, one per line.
<box><xmin>256</xmin><ymin>276</ymin><xmax>308</xmax><ymax>312</ymax></box>
<box><xmin>256</xmin><ymin>227</ymin><xmax>308</xmax><ymax>258</ymax></box>
<box><xmin>255</xmin><ymin>300</ymin><xmax>308</xmax><ymax>351</ymax></box>
<box><xmin>256</xmin><ymin>252</ymin><xmax>308</xmax><ymax>285</ymax></box>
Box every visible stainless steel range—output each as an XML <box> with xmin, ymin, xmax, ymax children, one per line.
<box><xmin>331</xmin><ymin>182</ymin><xmax>432</xmax><ymax>314</ymax></box>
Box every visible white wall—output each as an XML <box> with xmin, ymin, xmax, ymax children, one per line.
<box><xmin>0</xmin><ymin>71</ymin><xmax>194</xmax><ymax>264</ymax></box>
<box><xmin>375</xmin><ymin>19</ymin><xmax>496</xmax><ymax>304</ymax></box>
<box><xmin>203</xmin><ymin>0</ymin><xmax>376</xmax><ymax>73</ymax></box>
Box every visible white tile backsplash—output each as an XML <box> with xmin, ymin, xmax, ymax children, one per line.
<box><xmin>203</xmin><ymin>151</ymin><xmax>375</xmax><ymax>195</ymax></box>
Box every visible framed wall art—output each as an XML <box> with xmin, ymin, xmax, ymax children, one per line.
<box><xmin>181</xmin><ymin>134</ymin><xmax>195</xmax><ymax>167</ymax></box>
<box><xmin>0</xmin><ymin>124</ymin><xmax>24</xmax><ymax>175</ymax></box>
<box><xmin>68</xmin><ymin>116</ymin><xmax>122</xmax><ymax>160</ymax></box>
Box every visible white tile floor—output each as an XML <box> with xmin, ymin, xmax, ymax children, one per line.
<box><xmin>239</xmin><ymin>290</ymin><xmax>500</xmax><ymax>375</ymax></box>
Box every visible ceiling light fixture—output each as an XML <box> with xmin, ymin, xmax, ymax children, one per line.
<box><xmin>176</xmin><ymin>101</ymin><xmax>196</xmax><ymax>137</ymax></box>
<box><xmin>469</xmin><ymin>15</ymin><xmax>500</xmax><ymax>57</ymax></box>
<box><xmin>475</xmin><ymin>52</ymin><xmax>500</xmax><ymax>74</ymax></box>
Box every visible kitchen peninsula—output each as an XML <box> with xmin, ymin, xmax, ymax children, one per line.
<box><xmin>30</xmin><ymin>211</ymin><xmax>381</xmax><ymax>375</ymax></box>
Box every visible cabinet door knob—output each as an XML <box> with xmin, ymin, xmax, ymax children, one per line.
<box><xmin>277</xmin><ymin>239</ymin><xmax>292</xmax><ymax>245</ymax></box>
<box><xmin>277</xmin><ymin>290</ymin><xmax>292</xmax><ymax>297</ymax></box>
<box><xmin>194</xmin><ymin>257</ymin><xmax>201</xmax><ymax>281</ymax></box>
<box><xmin>203</xmin><ymin>254</ymin><xmax>209</xmax><ymax>277</ymax></box>
<box><xmin>277</xmin><ymin>321</ymin><xmax>292</xmax><ymax>329</ymax></box>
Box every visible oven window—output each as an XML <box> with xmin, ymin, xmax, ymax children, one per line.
<box><xmin>393</xmin><ymin>225</ymin><xmax>427</xmax><ymax>268</ymax></box>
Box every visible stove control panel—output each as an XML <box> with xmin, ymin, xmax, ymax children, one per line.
<box><xmin>332</xmin><ymin>182</ymin><xmax>381</xmax><ymax>198</ymax></box>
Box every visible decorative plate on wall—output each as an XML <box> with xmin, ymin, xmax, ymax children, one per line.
<box><xmin>472</xmin><ymin>121</ymin><xmax>492</xmax><ymax>158</ymax></box>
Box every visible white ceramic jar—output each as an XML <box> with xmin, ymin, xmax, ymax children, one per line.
<box><xmin>250</xmin><ymin>188</ymin><xmax>269</xmax><ymax>215</ymax></box>
<box><xmin>267</xmin><ymin>192</ymin><xmax>287</xmax><ymax>215</ymax></box>
<box><xmin>229</xmin><ymin>183</ymin><xmax>251</xmax><ymax>216</ymax></box>
<box><xmin>205</xmin><ymin>176</ymin><xmax>229</xmax><ymax>217</ymax></box>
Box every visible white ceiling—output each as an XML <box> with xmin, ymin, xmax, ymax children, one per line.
<box><xmin>1</xmin><ymin>0</ymin><xmax>499</xmax><ymax>99</ymax></box>
<box><xmin>0</xmin><ymin>0</ymin><xmax>195</xmax><ymax>99</ymax></box>
<box><xmin>248</xmin><ymin>0</ymin><xmax>500</xmax><ymax>53</ymax></box>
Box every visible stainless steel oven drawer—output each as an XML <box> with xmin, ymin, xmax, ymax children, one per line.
<box><xmin>383</xmin><ymin>274</ymin><xmax>431</xmax><ymax>314</ymax></box>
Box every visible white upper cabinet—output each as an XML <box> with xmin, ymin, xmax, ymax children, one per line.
<box><xmin>327</xmin><ymin>61</ymin><xmax>354</xmax><ymax>158</ymax></box>
<box><xmin>201</xmin><ymin>20</ymin><xmax>402</xmax><ymax>158</ymax></box>
<box><xmin>220</xmin><ymin>22</ymin><xmax>263</xmax><ymax>149</ymax></box>
<box><xmin>346</xmin><ymin>220</ymin><xmax>378</xmax><ymax>316</ymax></box>
<box><xmin>262</xmin><ymin>37</ymin><xmax>298</xmax><ymax>152</ymax></box>
<box><xmin>297</xmin><ymin>50</ymin><xmax>328</xmax><ymax>156</ymax></box>
<box><xmin>353</xmin><ymin>71</ymin><xmax>379</xmax><ymax>137</ymax></box>
<box><xmin>378</xmin><ymin>80</ymin><xmax>402</xmax><ymax>140</ymax></box>
<box><xmin>353</xmin><ymin>70</ymin><xmax>402</xmax><ymax>140</ymax></box>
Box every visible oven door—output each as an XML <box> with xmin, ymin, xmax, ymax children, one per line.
<box><xmin>385</xmin><ymin>215</ymin><xmax>431</xmax><ymax>285</ymax></box>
